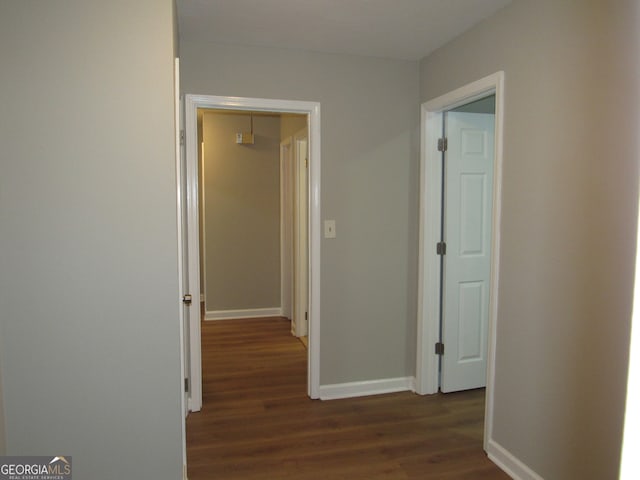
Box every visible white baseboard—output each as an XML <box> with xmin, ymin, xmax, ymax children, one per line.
<box><xmin>319</xmin><ymin>377</ymin><xmax>415</xmax><ymax>400</ymax></box>
<box><xmin>487</xmin><ymin>439</ymin><xmax>544</xmax><ymax>480</ymax></box>
<box><xmin>205</xmin><ymin>307</ymin><xmax>283</xmax><ymax>321</ymax></box>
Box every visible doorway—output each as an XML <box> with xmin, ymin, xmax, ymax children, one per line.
<box><xmin>198</xmin><ymin>110</ymin><xmax>304</xmax><ymax>323</ymax></box>
<box><xmin>182</xmin><ymin>95</ymin><xmax>322</xmax><ymax>412</ymax></box>
<box><xmin>416</xmin><ymin>72</ymin><xmax>504</xmax><ymax>450</ymax></box>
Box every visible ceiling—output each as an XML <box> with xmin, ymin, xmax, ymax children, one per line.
<box><xmin>176</xmin><ymin>0</ymin><xmax>512</xmax><ymax>61</ymax></box>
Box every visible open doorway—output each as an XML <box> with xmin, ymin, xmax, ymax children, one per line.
<box><xmin>197</xmin><ymin>109</ymin><xmax>306</xmax><ymax>325</ymax></box>
<box><xmin>416</xmin><ymin>72</ymin><xmax>504</xmax><ymax>452</ymax></box>
<box><xmin>182</xmin><ymin>95</ymin><xmax>322</xmax><ymax>413</ymax></box>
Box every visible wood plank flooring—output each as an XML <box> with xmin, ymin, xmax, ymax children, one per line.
<box><xmin>186</xmin><ymin>317</ymin><xmax>510</xmax><ymax>479</ymax></box>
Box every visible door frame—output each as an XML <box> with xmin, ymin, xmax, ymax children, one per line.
<box><xmin>184</xmin><ymin>94</ymin><xmax>322</xmax><ymax>406</ymax></box>
<box><xmin>415</xmin><ymin>71</ymin><xmax>504</xmax><ymax>450</ymax></box>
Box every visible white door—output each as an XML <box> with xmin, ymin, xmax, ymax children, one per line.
<box><xmin>183</xmin><ymin>104</ymin><xmax>202</xmax><ymax>413</ymax></box>
<box><xmin>293</xmin><ymin>132</ymin><xmax>309</xmax><ymax>337</ymax></box>
<box><xmin>280</xmin><ymin>138</ymin><xmax>294</xmax><ymax>321</ymax></box>
<box><xmin>179</xmin><ymin>107</ymin><xmax>191</xmax><ymax>418</ymax></box>
<box><xmin>441</xmin><ymin>111</ymin><xmax>495</xmax><ymax>393</ymax></box>
<box><xmin>173</xmin><ymin>58</ymin><xmax>190</xmax><ymax>419</ymax></box>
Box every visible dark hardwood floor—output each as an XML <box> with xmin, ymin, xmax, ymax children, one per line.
<box><xmin>186</xmin><ymin>317</ymin><xmax>510</xmax><ymax>479</ymax></box>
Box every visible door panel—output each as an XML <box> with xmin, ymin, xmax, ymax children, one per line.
<box><xmin>458</xmin><ymin>281</ymin><xmax>484</xmax><ymax>361</ymax></box>
<box><xmin>441</xmin><ymin>111</ymin><xmax>494</xmax><ymax>393</ymax></box>
<box><xmin>460</xmin><ymin>173</ymin><xmax>487</xmax><ymax>255</ymax></box>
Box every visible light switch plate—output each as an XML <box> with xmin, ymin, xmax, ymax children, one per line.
<box><xmin>324</xmin><ymin>220</ymin><xmax>336</xmax><ymax>238</ymax></box>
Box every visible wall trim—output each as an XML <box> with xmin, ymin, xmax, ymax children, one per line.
<box><xmin>205</xmin><ymin>308</ymin><xmax>283</xmax><ymax>321</ymax></box>
<box><xmin>319</xmin><ymin>377</ymin><xmax>415</xmax><ymax>401</ymax></box>
<box><xmin>487</xmin><ymin>439</ymin><xmax>544</xmax><ymax>480</ymax></box>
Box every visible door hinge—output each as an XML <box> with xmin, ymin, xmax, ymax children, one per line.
<box><xmin>305</xmin><ymin>157</ymin><xmax>308</xmax><ymax>168</ymax></box>
<box><xmin>180</xmin><ymin>129</ymin><xmax>185</xmax><ymax>146</ymax></box>
<box><xmin>436</xmin><ymin>241</ymin><xmax>446</xmax><ymax>255</ymax></box>
<box><xmin>437</xmin><ymin>137</ymin><xmax>448</xmax><ymax>152</ymax></box>
<box><xmin>182</xmin><ymin>294</ymin><xmax>192</xmax><ymax>306</ymax></box>
<box><xmin>184</xmin><ymin>378</ymin><xmax>189</xmax><ymax>393</ymax></box>
<box><xmin>435</xmin><ymin>342</ymin><xmax>445</xmax><ymax>355</ymax></box>
<box><xmin>305</xmin><ymin>311</ymin><xmax>308</xmax><ymax>321</ymax></box>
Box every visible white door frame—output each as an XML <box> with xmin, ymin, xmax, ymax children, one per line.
<box><xmin>415</xmin><ymin>71</ymin><xmax>504</xmax><ymax>450</ymax></box>
<box><xmin>184</xmin><ymin>94</ymin><xmax>322</xmax><ymax>405</ymax></box>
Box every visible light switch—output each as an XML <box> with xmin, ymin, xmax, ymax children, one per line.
<box><xmin>324</xmin><ymin>220</ymin><xmax>336</xmax><ymax>238</ymax></box>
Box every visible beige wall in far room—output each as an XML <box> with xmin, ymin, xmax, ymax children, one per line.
<box><xmin>202</xmin><ymin>111</ymin><xmax>282</xmax><ymax>313</ymax></box>
<box><xmin>280</xmin><ymin>113</ymin><xmax>307</xmax><ymax>141</ymax></box>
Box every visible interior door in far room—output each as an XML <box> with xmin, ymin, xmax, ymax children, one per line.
<box><xmin>441</xmin><ymin>110</ymin><xmax>495</xmax><ymax>393</ymax></box>
<box><xmin>293</xmin><ymin>131</ymin><xmax>309</xmax><ymax>337</ymax></box>
<box><xmin>280</xmin><ymin>138</ymin><xmax>294</xmax><ymax>322</ymax></box>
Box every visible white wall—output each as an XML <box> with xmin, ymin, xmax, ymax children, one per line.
<box><xmin>181</xmin><ymin>42</ymin><xmax>420</xmax><ymax>384</ymax></box>
<box><xmin>420</xmin><ymin>0</ymin><xmax>639</xmax><ymax>477</ymax></box>
<box><xmin>0</xmin><ymin>1</ymin><xmax>183</xmax><ymax>478</ymax></box>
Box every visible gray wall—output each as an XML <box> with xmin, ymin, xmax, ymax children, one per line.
<box><xmin>420</xmin><ymin>0</ymin><xmax>639</xmax><ymax>478</ymax></box>
<box><xmin>181</xmin><ymin>42</ymin><xmax>420</xmax><ymax>384</ymax></box>
<box><xmin>0</xmin><ymin>354</ymin><xmax>4</xmax><ymax>455</ymax></box>
<box><xmin>202</xmin><ymin>112</ymin><xmax>282</xmax><ymax>311</ymax></box>
<box><xmin>0</xmin><ymin>1</ymin><xmax>183</xmax><ymax>478</ymax></box>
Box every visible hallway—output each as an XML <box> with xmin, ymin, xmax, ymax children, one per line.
<box><xmin>186</xmin><ymin>317</ymin><xmax>509</xmax><ymax>479</ymax></box>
